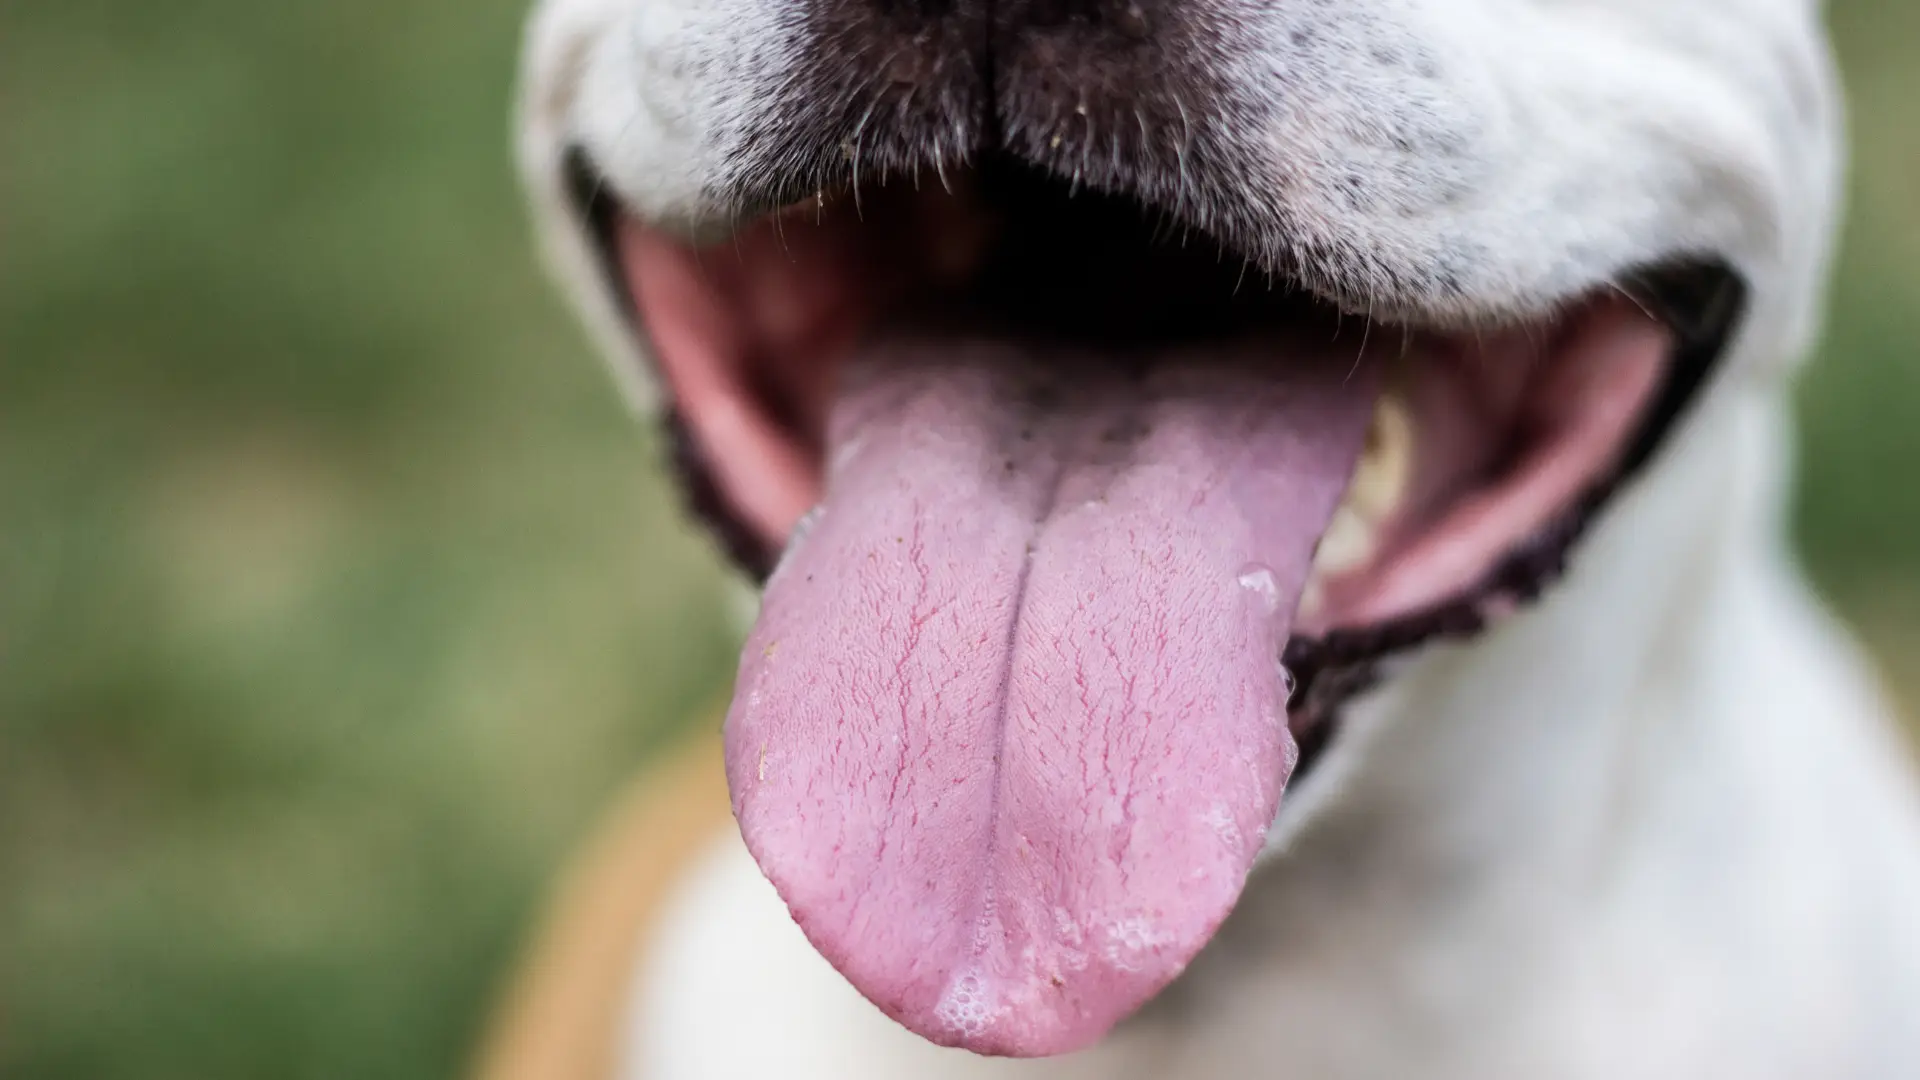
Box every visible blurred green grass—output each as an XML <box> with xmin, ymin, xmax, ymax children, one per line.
<box><xmin>1</xmin><ymin>2</ymin><xmax>1915</xmax><ymax>1078</ymax></box>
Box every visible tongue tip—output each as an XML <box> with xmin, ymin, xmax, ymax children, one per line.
<box><xmin>899</xmin><ymin>979</ymin><xmax>1141</xmax><ymax>1059</ymax></box>
<box><xmin>887</xmin><ymin>938</ymin><xmax>1220</xmax><ymax>1058</ymax></box>
<box><xmin>779</xmin><ymin>879</ymin><xmax>1226</xmax><ymax>1059</ymax></box>
<box><xmin>727</xmin><ymin>671</ymin><xmax>1288</xmax><ymax>1061</ymax></box>
<box><xmin>734</xmin><ymin>772</ymin><xmax>1264</xmax><ymax>1060</ymax></box>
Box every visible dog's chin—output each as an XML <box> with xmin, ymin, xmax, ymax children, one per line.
<box><xmin>566</xmin><ymin>152</ymin><xmax>1742</xmax><ymax>1055</ymax></box>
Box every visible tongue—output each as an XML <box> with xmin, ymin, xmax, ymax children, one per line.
<box><xmin>725</xmin><ymin>328</ymin><xmax>1381</xmax><ymax>1057</ymax></box>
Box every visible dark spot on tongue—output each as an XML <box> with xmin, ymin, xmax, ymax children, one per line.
<box><xmin>724</xmin><ymin>327</ymin><xmax>1381</xmax><ymax>1056</ymax></box>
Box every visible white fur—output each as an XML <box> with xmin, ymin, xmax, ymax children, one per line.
<box><xmin>512</xmin><ymin>0</ymin><xmax>1920</xmax><ymax>1075</ymax></box>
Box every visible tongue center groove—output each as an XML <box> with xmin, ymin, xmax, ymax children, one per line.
<box><xmin>725</xmin><ymin>332</ymin><xmax>1385</xmax><ymax>1057</ymax></box>
<box><xmin>961</xmin><ymin>396</ymin><xmax>1098</xmax><ymax>1024</ymax></box>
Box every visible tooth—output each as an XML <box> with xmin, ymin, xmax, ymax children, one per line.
<box><xmin>1310</xmin><ymin>504</ymin><xmax>1376</xmax><ymax>579</ymax></box>
<box><xmin>1297</xmin><ymin>578</ymin><xmax>1327</xmax><ymax>623</ymax></box>
<box><xmin>1344</xmin><ymin>392</ymin><xmax>1413</xmax><ymax>524</ymax></box>
<box><xmin>1304</xmin><ymin>392</ymin><xmax>1412</xmax><ymax>585</ymax></box>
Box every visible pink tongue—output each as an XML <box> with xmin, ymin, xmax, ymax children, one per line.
<box><xmin>725</xmin><ymin>330</ymin><xmax>1380</xmax><ymax>1057</ymax></box>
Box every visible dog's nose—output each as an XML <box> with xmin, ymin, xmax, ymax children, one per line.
<box><xmin>841</xmin><ymin>0</ymin><xmax>1150</xmax><ymax>28</ymax></box>
<box><xmin>808</xmin><ymin>0</ymin><xmax>1172</xmax><ymax>93</ymax></box>
<box><xmin>1001</xmin><ymin>0</ymin><xmax>1157</xmax><ymax>36</ymax></box>
<box><xmin>767</xmin><ymin>0</ymin><xmax>1212</xmax><ymax>205</ymax></box>
<box><xmin>987</xmin><ymin>1</ymin><xmax>1171</xmax><ymax>145</ymax></box>
<box><xmin>842</xmin><ymin>0</ymin><xmax>1162</xmax><ymax>76</ymax></box>
<box><xmin>992</xmin><ymin>1</ymin><xmax>1201</xmax><ymax>194</ymax></box>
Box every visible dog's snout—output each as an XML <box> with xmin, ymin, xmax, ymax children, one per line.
<box><xmin>844</xmin><ymin>0</ymin><xmax>1152</xmax><ymax>34</ymax></box>
<box><xmin>836</xmin><ymin>0</ymin><xmax>1166</xmax><ymax>77</ymax></box>
<box><xmin>760</xmin><ymin>0</ymin><xmax>1228</xmax><ymax>205</ymax></box>
<box><xmin>989</xmin><ymin>1</ymin><xmax>1203</xmax><ymax>163</ymax></box>
<box><xmin>1005</xmin><ymin>0</ymin><xmax>1153</xmax><ymax>34</ymax></box>
<box><xmin>808</xmin><ymin>0</ymin><xmax>1163</xmax><ymax>83</ymax></box>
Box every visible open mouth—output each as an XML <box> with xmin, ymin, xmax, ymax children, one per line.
<box><xmin>567</xmin><ymin>153</ymin><xmax>1741</xmax><ymax>1056</ymax></box>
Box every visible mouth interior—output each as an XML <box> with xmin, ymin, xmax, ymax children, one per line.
<box><xmin>594</xmin><ymin>159</ymin><xmax>1702</xmax><ymax>1057</ymax></box>
<box><xmin>616</xmin><ymin>162</ymin><xmax>1683</xmax><ymax>640</ymax></box>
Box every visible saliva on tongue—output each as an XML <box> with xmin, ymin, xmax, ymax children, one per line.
<box><xmin>724</xmin><ymin>323</ymin><xmax>1383</xmax><ymax>1057</ymax></box>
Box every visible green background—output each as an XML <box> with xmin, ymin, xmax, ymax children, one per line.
<box><xmin>3</xmin><ymin>3</ymin><xmax>1915</xmax><ymax>1077</ymax></box>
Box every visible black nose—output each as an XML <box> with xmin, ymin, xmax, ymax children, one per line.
<box><xmin>1004</xmin><ymin>0</ymin><xmax>1158</xmax><ymax>35</ymax></box>
<box><xmin>756</xmin><ymin>0</ymin><xmax>1213</xmax><ymax>204</ymax></box>
<box><xmin>851</xmin><ymin>0</ymin><xmax>1151</xmax><ymax>29</ymax></box>
<box><xmin>989</xmin><ymin>1</ymin><xmax>1180</xmax><ymax>162</ymax></box>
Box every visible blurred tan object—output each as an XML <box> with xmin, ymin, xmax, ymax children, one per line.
<box><xmin>473</xmin><ymin>719</ymin><xmax>730</xmax><ymax>1080</ymax></box>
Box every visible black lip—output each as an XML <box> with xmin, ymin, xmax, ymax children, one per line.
<box><xmin>559</xmin><ymin>146</ymin><xmax>1747</xmax><ymax>767</ymax></box>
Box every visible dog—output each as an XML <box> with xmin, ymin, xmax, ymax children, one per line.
<box><xmin>480</xmin><ymin>0</ymin><xmax>1920</xmax><ymax>1076</ymax></box>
